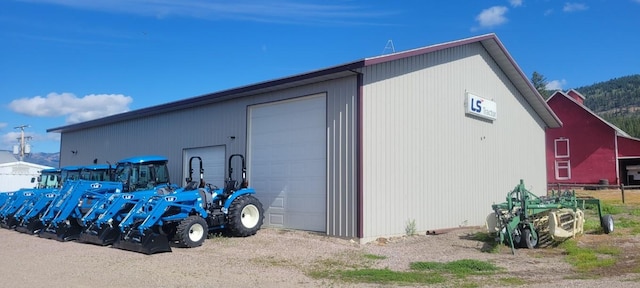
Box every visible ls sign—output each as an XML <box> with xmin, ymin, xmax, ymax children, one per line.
<box><xmin>465</xmin><ymin>92</ymin><xmax>497</xmax><ymax>121</ymax></box>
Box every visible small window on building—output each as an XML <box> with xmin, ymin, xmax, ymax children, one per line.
<box><xmin>555</xmin><ymin>160</ymin><xmax>571</xmax><ymax>180</ymax></box>
<box><xmin>555</xmin><ymin>138</ymin><xmax>569</xmax><ymax>158</ymax></box>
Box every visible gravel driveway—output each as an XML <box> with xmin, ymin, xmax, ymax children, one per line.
<box><xmin>0</xmin><ymin>227</ymin><xmax>638</xmax><ymax>287</ymax></box>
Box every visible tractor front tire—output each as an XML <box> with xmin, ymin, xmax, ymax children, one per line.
<box><xmin>175</xmin><ymin>216</ymin><xmax>208</xmax><ymax>248</ymax></box>
<box><xmin>228</xmin><ymin>195</ymin><xmax>264</xmax><ymax>237</ymax></box>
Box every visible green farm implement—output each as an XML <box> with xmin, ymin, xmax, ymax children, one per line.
<box><xmin>486</xmin><ymin>180</ymin><xmax>614</xmax><ymax>254</ymax></box>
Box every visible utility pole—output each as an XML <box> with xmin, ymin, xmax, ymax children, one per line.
<box><xmin>13</xmin><ymin>125</ymin><xmax>32</xmax><ymax>161</ymax></box>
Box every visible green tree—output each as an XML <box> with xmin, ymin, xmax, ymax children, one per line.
<box><xmin>531</xmin><ymin>71</ymin><xmax>551</xmax><ymax>99</ymax></box>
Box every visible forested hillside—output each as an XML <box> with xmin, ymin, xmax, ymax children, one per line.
<box><xmin>579</xmin><ymin>74</ymin><xmax>640</xmax><ymax>115</ymax></box>
<box><xmin>573</xmin><ymin>74</ymin><xmax>640</xmax><ymax>137</ymax></box>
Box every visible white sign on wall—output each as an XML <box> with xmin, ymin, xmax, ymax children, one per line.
<box><xmin>465</xmin><ymin>92</ymin><xmax>497</xmax><ymax>121</ymax></box>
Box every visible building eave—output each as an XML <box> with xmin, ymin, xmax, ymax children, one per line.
<box><xmin>47</xmin><ymin>62</ymin><xmax>364</xmax><ymax>133</ymax></box>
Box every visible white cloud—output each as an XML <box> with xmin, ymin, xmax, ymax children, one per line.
<box><xmin>544</xmin><ymin>9</ymin><xmax>554</xmax><ymax>16</ymax></box>
<box><xmin>8</xmin><ymin>92</ymin><xmax>133</xmax><ymax>124</ymax></box>
<box><xmin>546</xmin><ymin>79</ymin><xmax>567</xmax><ymax>91</ymax></box>
<box><xmin>509</xmin><ymin>0</ymin><xmax>523</xmax><ymax>7</ymax></box>
<box><xmin>16</xmin><ymin>0</ymin><xmax>393</xmax><ymax>25</ymax></box>
<box><xmin>563</xmin><ymin>3</ymin><xmax>588</xmax><ymax>12</ymax></box>
<box><xmin>475</xmin><ymin>6</ymin><xmax>509</xmax><ymax>29</ymax></box>
<box><xmin>0</xmin><ymin>122</ymin><xmax>7</xmax><ymax>129</ymax></box>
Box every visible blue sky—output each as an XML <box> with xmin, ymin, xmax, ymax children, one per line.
<box><xmin>1</xmin><ymin>0</ymin><xmax>639</xmax><ymax>154</ymax></box>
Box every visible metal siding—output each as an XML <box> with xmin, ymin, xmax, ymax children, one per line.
<box><xmin>58</xmin><ymin>76</ymin><xmax>359</xmax><ymax>238</ymax></box>
<box><xmin>360</xmin><ymin>42</ymin><xmax>548</xmax><ymax>241</ymax></box>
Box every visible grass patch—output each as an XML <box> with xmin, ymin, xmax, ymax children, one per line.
<box><xmin>338</xmin><ymin>268</ymin><xmax>447</xmax><ymax>285</ymax></box>
<box><xmin>410</xmin><ymin>259</ymin><xmax>501</xmax><ymax>277</ymax></box>
<box><xmin>498</xmin><ymin>277</ymin><xmax>527</xmax><ymax>286</ymax></box>
<box><xmin>616</xmin><ymin>217</ymin><xmax>640</xmax><ymax>228</ymax></box>
<box><xmin>583</xmin><ymin>217</ymin><xmax>602</xmax><ymax>232</ymax></box>
<box><xmin>308</xmin><ymin>256</ymin><xmax>501</xmax><ymax>286</ymax></box>
<box><xmin>602</xmin><ymin>203</ymin><xmax>624</xmax><ymax>215</ymax></box>
<box><xmin>471</xmin><ymin>232</ymin><xmax>501</xmax><ymax>253</ymax></box>
<box><xmin>560</xmin><ymin>240</ymin><xmax>619</xmax><ymax>272</ymax></box>
<box><xmin>363</xmin><ymin>254</ymin><xmax>386</xmax><ymax>260</ymax></box>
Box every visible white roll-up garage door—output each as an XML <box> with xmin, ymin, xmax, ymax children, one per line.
<box><xmin>248</xmin><ymin>94</ymin><xmax>326</xmax><ymax>232</ymax></box>
<box><xmin>182</xmin><ymin>146</ymin><xmax>225</xmax><ymax>188</ymax></box>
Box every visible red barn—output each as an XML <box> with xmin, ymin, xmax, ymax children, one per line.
<box><xmin>546</xmin><ymin>90</ymin><xmax>640</xmax><ymax>185</ymax></box>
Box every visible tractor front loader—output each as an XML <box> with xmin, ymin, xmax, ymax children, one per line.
<box><xmin>77</xmin><ymin>156</ymin><xmax>187</xmax><ymax>246</ymax></box>
<box><xmin>40</xmin><ymin>156</ymin><xmax>173</xmax><ymax>242</ymax></box>
<box><xmin>486</xmin><ymin>180</ymin><xmax>614</xmax><ymax>254</ymax></box>
<box><xmin>38</xmin><ymin>180</ymin><xmax>123</xmax><ymax>241</ymax></box>
<box><xmin>15</xmin><ymin>190</ymin><xmax>60</xmax><ymax>234</ymax></box>
<box><xmin>0</xmin><ymin>189</ymin><xmax>39</xmax><ymax>229</ymax></box>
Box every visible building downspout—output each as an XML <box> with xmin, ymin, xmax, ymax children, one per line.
<box><xmin>352</xmin><ymin>70</ymin><xmax>364</xmax><ymax>239</ymax></box>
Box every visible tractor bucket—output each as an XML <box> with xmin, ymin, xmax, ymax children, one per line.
<box><xmin>78</xmin><ymin>224</ymin><xmax>121</xmax><ymax>246</ymax></box>
<box><xmin>15</xmin><ymin>218</ymin><xmax>45</xmax><ymax>234</ymax></box>
<box><xmin>39</xmin><ymin>221</ymin><xmax>84</xmax><ymax>242</ymax></box>
<box><xmin>0</xmin><ymin>217</ymin><xmax>18</xmax><ymax>229</ymax></box>
<box><xmin>112</xmin><ymin>229</ymin><xmax>172</xmax><ymax>254</ymax></box>
<box><xmin>548</xmin><ymin>209</ymin><xmax>584</xmax><ymax>240</ymax></box>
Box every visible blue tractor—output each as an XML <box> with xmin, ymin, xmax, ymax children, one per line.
<box><xmin>0</xmin><ymin>167</ymin><xmax>68</xmax><ymax>229</ymax></box>
<box><xmin>112</xmin><ymin>154</ymin><xmax>264</xmax><ymax>254</ymax></box>
<box><xmin>13</xmin><ymin>165</ymin><xmax>112</xmax><ymax>234</ymax></box>
<box><xmin>34</xmin><ymin>168</ymin><xmax>63</xmax><ymax>189</ymax></box>
<box><xmin>77</xmin><ymin>156</ymin><xmax>178</xmax><ymax>245</ymax></box>
<box><xmin>38</xmin><ymin>156</ymin><xmax>174</xmax><ymax>242</ymax></box>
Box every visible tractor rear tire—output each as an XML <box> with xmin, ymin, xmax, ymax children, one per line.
<box><xmin>601</xmin><ymin>214</ymin><xmax>614</xmax><ymax>234</ymax></box>
<box><xmin>175</xmin><ymin>216</ymin><xmax>208</xmax><ymax>248</ymax></box>
<box><xmin>227</xmin><ymin>195</ymin><xmax>264</xmax><ymax>237</ymax></box>
<box><xmin>522</xmin><ymin>228</ymin><xmax>538</xmax><ymax>249</ymax></box>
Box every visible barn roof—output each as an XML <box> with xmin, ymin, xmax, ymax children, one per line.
<box><xmin>48</xmin><ymin>33</ymin><xmax>561</xmax><ymax>133</ymax></box>
<box><xmin>547</xmin><ymin>90</ymin><xmax>631</xmax><ymax>137</ymax></box>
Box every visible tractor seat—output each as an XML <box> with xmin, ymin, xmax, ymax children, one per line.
<box><xmin>184</xmin><ymin>181</ymin><xmax>200</xmax><ymax>191</ymax></box>
<box><xmin>224</xmin><ymin>180</ymin><xmax>237</xmax><ymax>194</ymax></box>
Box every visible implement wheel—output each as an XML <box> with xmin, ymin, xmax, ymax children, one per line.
<box><xmin>176</xmin><ymin>216</ymin><xmax>208</xmax><ymax>248</ymax></box>
<box><xmin>601</xmin><ymin>214</ymin><xmax>614</xmax><ymax>234</ymax></box>
<box><xmin>227</xmin><ymin>195</ymin><xmax>264</xmax><ymax>237</ymax></box>
<box><xmin>522</xmin><ymin>228</ymin><xmax>538</xmax><ymax>249</ymax></box>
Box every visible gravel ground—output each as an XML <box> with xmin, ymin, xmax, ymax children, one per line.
<box><xmin>0</xmin><ymin>227</ymin><xmax>638</xmax><ymax>287</ymax></box>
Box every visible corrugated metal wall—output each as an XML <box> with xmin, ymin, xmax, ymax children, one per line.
<box><xmin>58</xmin><ymin>75</ymin><xmax>359</xmax><ymax>238</ymax></box>
<box><xmin>359</xmin><ymin>42</ymin><xmax>548</xmax><ymax>241</ymax></box>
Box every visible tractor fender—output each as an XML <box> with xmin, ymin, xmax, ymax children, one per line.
<box><xmin>222</xmin><ymin>188</ymin><xmax>256</xmax><ymax>211</ymax></box>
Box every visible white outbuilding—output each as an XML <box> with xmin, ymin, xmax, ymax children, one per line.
<box><xmin>48</xmin><ymin>34</ymin><xmax>561</xmax><ymax>242</ymax></box>
<box><xmin>0</xmin><ymin>151</ymin><xmax>52</xmax><ymax>192</ymax></box>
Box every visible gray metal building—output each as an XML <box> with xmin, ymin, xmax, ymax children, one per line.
<box><xmin>48</xmin><ymin>34</ymin><xmax>561</xmax><ymax>242</ymax></box>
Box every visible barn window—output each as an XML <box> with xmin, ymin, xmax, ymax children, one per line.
<box><xmin>555</xmin><ymin>160</ymin><xmax>571</xmax><ymax>180</ymax></box>
<box><xmin>554</xmin><ymin>138</ymin><xmax>569</xmax><ymax>158</ymax></box>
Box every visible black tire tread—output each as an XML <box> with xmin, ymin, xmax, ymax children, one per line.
<box><xmin>601</xmin><ymin>214</ymin><xmax>614</xmax><ymax>234</ymax></box>
<box><xmin>175</xmin><ymin>215</ymin><xmax>208</xmax><ymax>248</ymax></box>
<box><xmin>227</xmin><ymin>195</ymin><xmax>264</xmax><ymax>237</ymax></box>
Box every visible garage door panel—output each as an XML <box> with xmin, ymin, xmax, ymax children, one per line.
<box><xmin>183</xmin><ymin>146</ymin><xmax>225</xmax><ymax>188</ymax></box>
<box><xmin>249</xmin><ymin>94</ymin><xmax>326</xmax><ymax>232</ymax></box>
